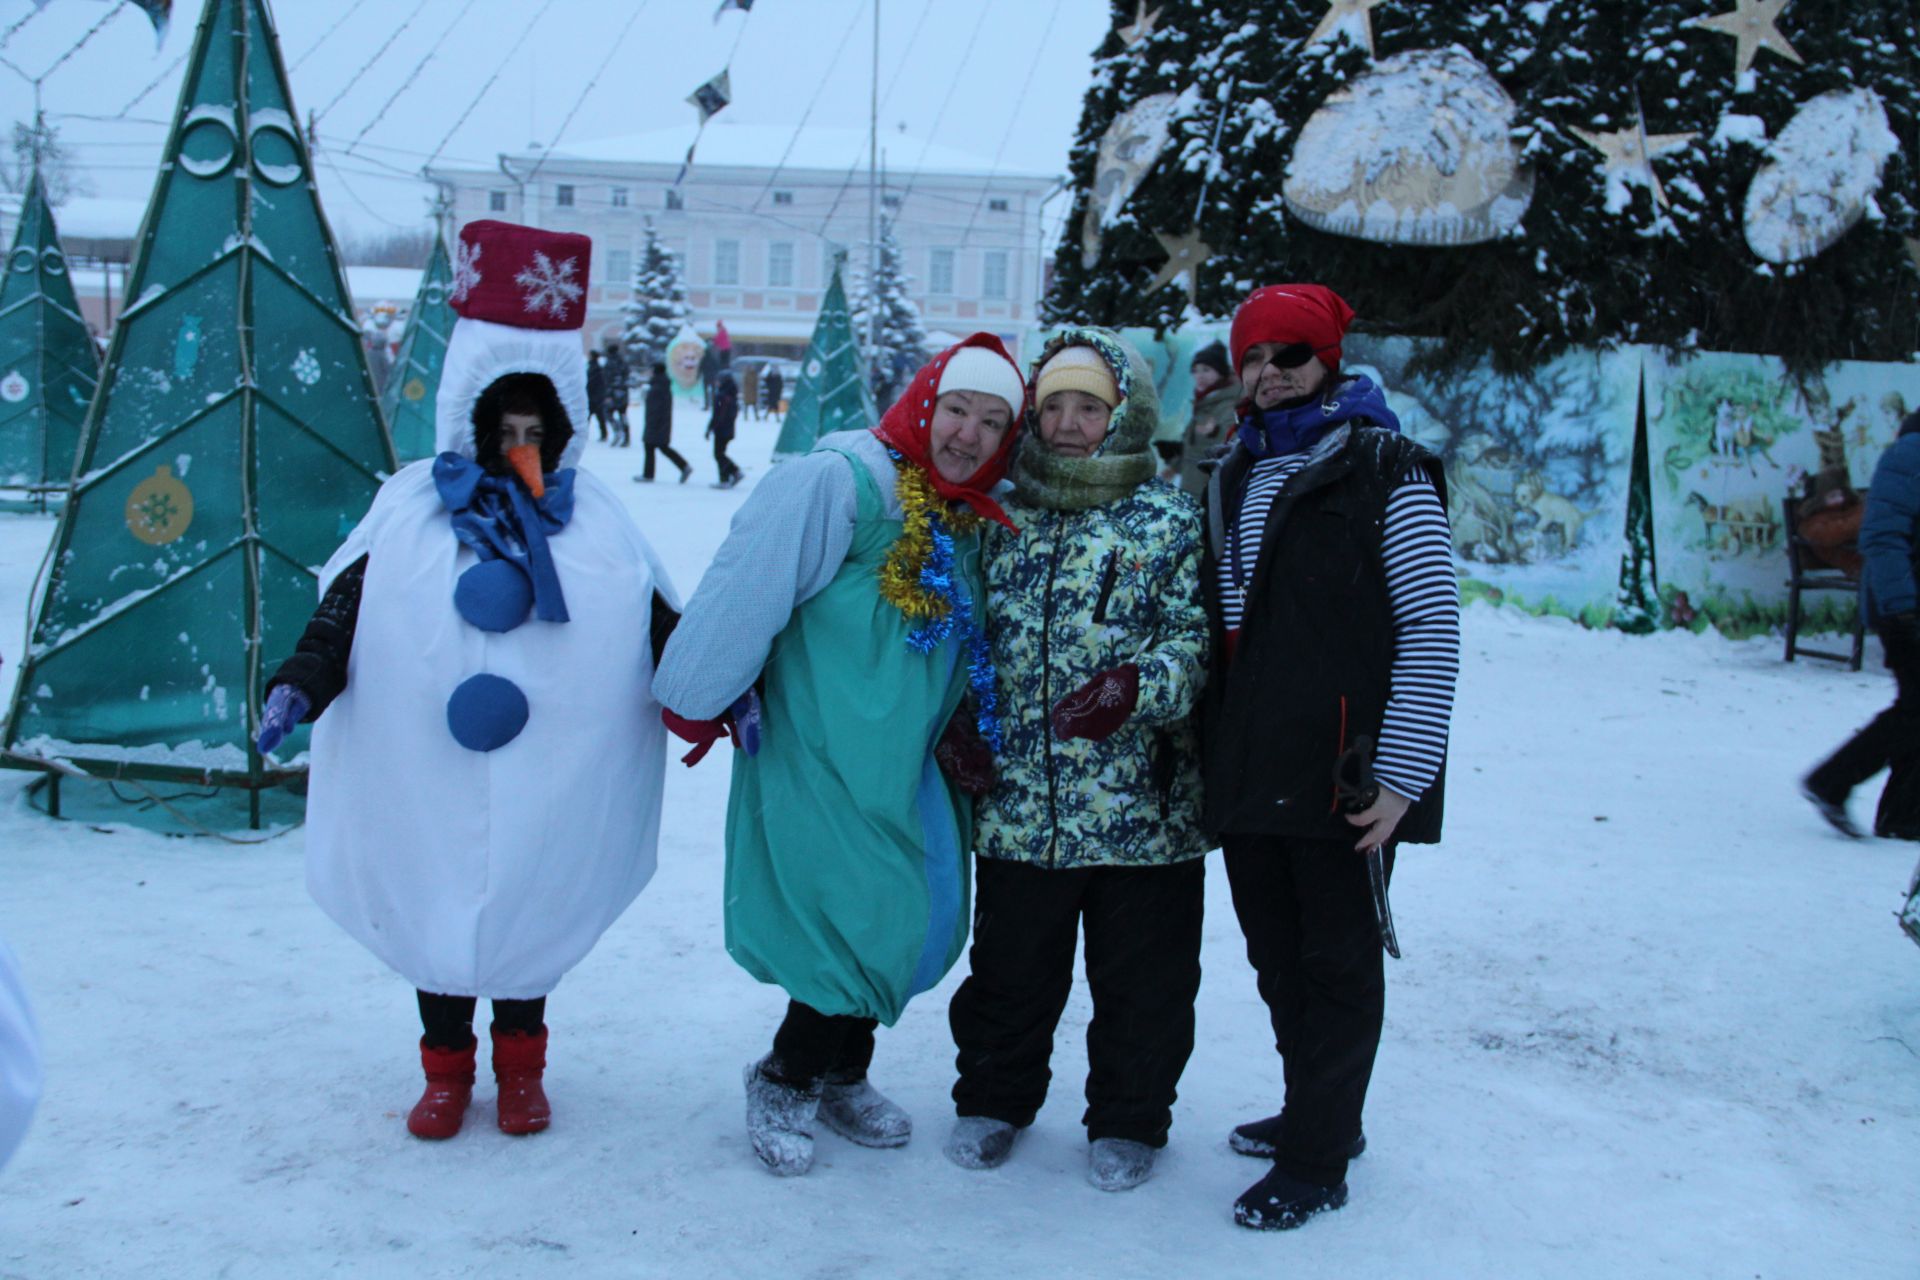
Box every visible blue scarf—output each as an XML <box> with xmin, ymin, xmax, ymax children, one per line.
<box><xmin>1236</xmin><ymin>374</ymin><xmax>1401</xmax><ymax>459</ymax></box>
<box><xmin>432</xmin><ymin>453</ymin><xmax>577</xmax><ymax>623</ymax></box>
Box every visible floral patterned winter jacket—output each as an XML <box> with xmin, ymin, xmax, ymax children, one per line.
<box><xmin>975</xmin><ymin>479</ymin><xmax>1211</xmax><ymax>868</ymax></box>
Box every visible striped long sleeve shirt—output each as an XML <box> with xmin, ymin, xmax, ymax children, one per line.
<box><xmin>1218</xmin><ymin>448</ymin><xmax>1460</xmax><ymax>801</ymax></box>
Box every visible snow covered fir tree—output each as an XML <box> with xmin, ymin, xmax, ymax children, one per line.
<box><xmin>1047</xmin><ymin>0</ymin><xmax>1920</xmax><ymax>375</ymax></box>
<box><xmin>621</xmin><ymin>219</ymin><xmax>691</xmax><ymax>368</ymax></box>
<box><xmin>851</xmin><ymin>215</ymin><xmax>930</xmax><ymax>409</ymax></box>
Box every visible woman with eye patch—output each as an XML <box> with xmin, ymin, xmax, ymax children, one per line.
<box><xmin>1199</xmin><ymin>285</ymin><xmax>1459</xmax><ymax>1231</ymax></box>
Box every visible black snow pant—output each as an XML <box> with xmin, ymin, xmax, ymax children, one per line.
<box><xmin>642</xmin><ymin>443</ymin><xmax>689</xmax><ymax>480</ymax></box>
<box><xmin>417</xmin><ymin>990</ymin><xmax>546</xmax><ymax>1051</ymax></box>
<box><xmin>1223</xmin><ymin>833</ymin><xmax>1390</xmax><ymax>1188</ymax></box>
<box><xmin>766</xmin><ymin>1000</ymin><xmax>877</xmax><ymax>1086</ymax></box>
<box><xmin>1808</xmin><ymin>623</ymin><xmax>1920</xmax><ymax>838</ymax></box>
<box><xmin>949</xmin><ymin>855</ymin><xmax>1205</xmax><ymax>1148</ymax></box>
<box><xmin>712</xmin><ymin>437</ymin><xmax>741</xmax><ymax>484</ymax></box>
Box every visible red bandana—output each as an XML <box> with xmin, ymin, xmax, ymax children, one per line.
<box><xmin>871</xmin><ymin>332</ymin><xmax>1026</xmax><ymax>530</ymax></box>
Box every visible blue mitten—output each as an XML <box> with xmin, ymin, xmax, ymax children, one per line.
<box><xmin>256</xmin><ymin>685</ymin><xmax>311</xmax><ymax>755</ymax></box>
<box><xmin>730</xmin><ymin>689</ymin><xmax>762</xmax><ymax>757</ymax></box>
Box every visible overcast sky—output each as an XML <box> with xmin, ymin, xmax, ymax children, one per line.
<box><xmin>0</xmin><ymin>0</ymin><xmax>1109</xmax><ymax>239</ymax></box>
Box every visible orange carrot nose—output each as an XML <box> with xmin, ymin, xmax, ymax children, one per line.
<box><xmin>505</xmin><ymin>443</ymin><xmax>546</xmax><ymax>500</ymax></box>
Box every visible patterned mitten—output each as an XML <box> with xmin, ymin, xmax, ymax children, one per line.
<box><xmin>1050</xmin><ymin>665</ymin><xmax>1139</xmax><ymax>742</ymax></box>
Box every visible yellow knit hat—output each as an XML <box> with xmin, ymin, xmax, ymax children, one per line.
<box><xmin>1033</xmin><ymin>344</ymin><xmax>1120</xmax><ymax>410</ymax></box>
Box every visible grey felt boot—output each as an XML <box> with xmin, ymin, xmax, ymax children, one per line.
<box><xmin>1088</xmin><ymin>1137</ymin><xmax>1156</xmax><ymax>1192</ymax></box>
<box><xmin>944</xmin><ymin>1115</ymin><xmax>1019</xmax><ymax>1170</ymax></box>
<box><xmin>818</xmin><ymin>1073</ymin><xmax>912</xmax><ymax>1149</ymax></box>
<box><xmin>743</xmin><ymin>1057</ymin><xmax>822</xmax><ymax>1177</ymax></box>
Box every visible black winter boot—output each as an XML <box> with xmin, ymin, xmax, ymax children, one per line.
<box><xmin>1233</xmin><ymin>1166</ymin><xmax>1349</xmax><ymax>1231</ymax></box>
<box><xmin>1801</xmin><ymin>774</ymin><xmax>1864</xmax><ymax>839</ymax></box>
<box><xmin>1230</xmin><ymin>1113</ymin><xmax>1366</xmax><ymax>1161</ymax></box>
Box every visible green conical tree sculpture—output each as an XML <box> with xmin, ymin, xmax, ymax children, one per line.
<box><xmin>0</xmin><ymin>167</ymin><xmax>99</xmax><ymax>490</ymax></box>
<box><xmin>3</xmin><ymin>0</ymin><xmax>395</xmax><ymax>798</ymax></box>
<box><xmin>378</xmin><ymin>232</ymin><xmax>454</xmax><ymax>462</ymax></box>
<box><xmin>774</xmin><ymin>257</ymin><xmax>874</xmax><ymax>459</ymax></box>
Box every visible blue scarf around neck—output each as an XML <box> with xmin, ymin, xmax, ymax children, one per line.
<box><xmin>1236</xmin><ymin>373</ymin><xmax>1401</xmax><ymax>460</ymax></box>
<box><xmin>432</xmin><ymin>452</ymin><xmax>577</xmax><ymax>623</ymax></box>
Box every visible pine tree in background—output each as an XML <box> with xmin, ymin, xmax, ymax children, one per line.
<box><xmin>1046</xmin><ymin>0</ymin><xmax>1919</xmax><ymax>376</ymax></box>
<box><xmin>622</xmin><ymin>219</ymin><xmax>690</xmax><ymax>369</ymax></box>
<box><xmin>851</xmin><ymin>216</ymin><xmax>929</xmax><ymax>410</ymax></box>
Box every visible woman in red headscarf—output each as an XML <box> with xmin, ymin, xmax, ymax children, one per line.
<box><xmin>654</xmin><ymin>333</ymin><xmax>1025</xmax><ymax>1177</ymax></box>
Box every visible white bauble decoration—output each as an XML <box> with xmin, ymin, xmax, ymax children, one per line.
<box><xmin>1282</xmin><ymin>47</ymin><xmax>1534</xmax><ymax>247</ymax></box>
<box><xmin>1743</xmin><ymin>88</ymin><xmax>1898</xmax><ymax>265</ymax></box>
<box><xmin>1080</xmin><ymin>93</ymin><xmax>1180</xmax><ymax>268</ymax></box>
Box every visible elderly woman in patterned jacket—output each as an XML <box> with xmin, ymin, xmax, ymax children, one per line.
<box><xmin>943</xmin><ymin>328</ymin><xmax>1209</xmax><ymax>1194</ymax></box>
<box><xmin>1201</xmin><ymin>284</ymin><xmax>1459</xmax><ymax>1232</ymax></box>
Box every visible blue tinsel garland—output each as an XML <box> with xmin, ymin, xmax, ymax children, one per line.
<box><xmin>903</xmin><ymin>504</ymin><xmax>1004</xmax><ymax>752</ymax></box>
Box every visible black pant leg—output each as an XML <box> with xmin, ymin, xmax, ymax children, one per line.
<box><xmin>769</xmin><ymin>1000</ymin><xmax>864</xmax><ymax>1086</ymax></box>
<box><xmin>949</xmin><ymin>858</ymin><xmax>1087</xmax><ymax>1128</ymax></box>
<box><xmin>660</xmin><ymin>444</ymin><xmax>689</xmax><ymax>472</ymax></box>
<box><xmin>1080</xmin><ymin>858</ymin><xmax>1205</xmax><ymax>1147</ymax></box>
<box><xmin>1223</xmin><ymin>835</ymin><xmax>1384</xmax><ymax>1187</ymax></box>
<box><xmin>417</xmin><ymin>991</ymin><xmax>478</xmax><ymax>1050</ymax></box>
<box><xmin>830</xmin><ymin>1017</ymin><xmax>880</xmax><ymax>1081</ymax></box>
<box><xmin>643</xmin><ymin>445</ymin><xmax>659</xmax><ymax>480</ymax></box>
<box><xmin>1810</xmin><ymin>629</ymin><xmax>1920</xmax><ymax>794</ymax></box>
<box><xmin>490</xmin><ymin>996</ymin><xmax>546</xmax><ymax>1036</ymax></box>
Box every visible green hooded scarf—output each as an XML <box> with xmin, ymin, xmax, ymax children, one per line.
<box><xmin>1009</xmin><ymin>327</ymin><xmax>1159</xmax><ymax>511</ymax></box>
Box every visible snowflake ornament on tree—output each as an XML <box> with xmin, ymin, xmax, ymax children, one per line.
<box><xmin>515</xmin><ymin>252</ymin><xmax>583</xmax><ymax>320</ymax></box>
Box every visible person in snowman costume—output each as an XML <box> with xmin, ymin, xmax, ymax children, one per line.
<box><xmin>257</xmin><ymin>220</ymin><xmax>678</xmax><ymax>1141</ymax></box>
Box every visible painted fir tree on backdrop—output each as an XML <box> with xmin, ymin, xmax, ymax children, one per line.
<box><xmin>3</xmin><ymin>0</ymin><xmax>394</xmax><ymax>791</ymax></box>
<box><xmin>0</xmin><ymin>168</ymin><xmax>98</xmax><ymax>490</ymax></box>
<box><xmin>622</xmin><ymin>219</ymin><xmax>691</xmax><ymax>368</ymax></box>
<box><xmin>852</xmin><ymin>216</ymin><xmax>930</xmax><ymax>410</ymax></box>
<box><xmin>1046</xmin><ymin>0</ymin><xmax>1918</xmax><ymax>375</ymax></box>
<box><xmin>379</xmin><ymin>232</ymin><xmax>455</xmax><ymax>463</ymax></box>
<box><xmin>774</xmin><ymin>255</ymin><xmax>876</xmax><ymax>459</ymax></box>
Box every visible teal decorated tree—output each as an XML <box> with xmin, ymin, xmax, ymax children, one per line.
<box><xmin>379</xmin><ymin>232</ymin><xmax>455</xmax><ymax>462</ymax></box>
<box><xmin>0</xmin><ymin>167</ymin><xmax>98</xmax><ymax>489</ymax></box>
<box><xmin>775</xmin><ymin>257</ymin><xmax>874</xmax><ymax>459</ymax></box>
<box><xmin>2</xmin><ymin>0</ymin><xmax>395</xmax><ymax>806</ymax></box>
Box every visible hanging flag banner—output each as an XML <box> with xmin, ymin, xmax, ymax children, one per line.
<box><xmin>687</xmin><ymin>69</ymin><xmax>732</xmax><ymax>124</ymax></box>
<box><xmin>33</xmin><ymin>0</ymin><xmax>171</xmax><ymax>43</ymax></box>
<box><xmin>713</xmin><ymin>0</ymin><xmax>754</xmax><ymax>22</ymax></box>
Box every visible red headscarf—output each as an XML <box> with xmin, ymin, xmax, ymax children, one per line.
<box><xmin>1228</xmin><ymin>284</ymin><xmax>1356</xmax><ymax>377</ymax></box>
<box><xmin>872</xmin><ymin>332</ymin><xmax>1025</xmax><ymax>530</ymax></box>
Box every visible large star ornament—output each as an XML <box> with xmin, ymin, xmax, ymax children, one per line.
<box><xmin>1573</xmin><ymin>121</ymin><xmax>1700</xmax><ymax>212</ymax></box>
<box><xmin>1117</xmin><ymin>0</ymin><xmax>1162</xmax><ymax>48</ymax></box>
<box><xmin>1687</xmin><ymin>0</ymin><xmax>1803</xmax><ymax>79</ymax></box>
<box><xmin>1147</xmin><ymin>228</ymin><xmax>1212</xmax><ymax>306</ymax></box>
<box><xmin>1307</xmin><ymin>0</ymin><xmax>1389</xmax><ymax>58</ymax></box>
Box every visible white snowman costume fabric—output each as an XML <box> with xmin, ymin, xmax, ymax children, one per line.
<box><xmin>305</xmin><ymin>220</ymin><xmax>677</xmax><ymax>1000</ymax></box>
<box><xmin>0</xmin><ymin>939</ymin><xmax>40</xmax><ymax>1169</ymax></box>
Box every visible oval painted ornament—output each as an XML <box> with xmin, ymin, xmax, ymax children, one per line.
<box><xmin>125</xmin><ymin>464</ymin><xmax>194</xmax><ymax>546</ymax></box>
<box><xmin>1743</xmin><ymin>88</ymin><xmax>1898</xmax><ymax>265</ymax></box>
<box><xmin>1283</xmin><ymin>48</ymin><xmax>1533</xmax><ymax>247</ymax></box>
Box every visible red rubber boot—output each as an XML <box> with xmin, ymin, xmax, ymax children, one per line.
<box><xmin>406</xmin><ymin>1038</ymin><xmax>476</xmax><ymax>1140</ymax></box>
<box><xmin>492</xmin><ymin>1025</ymin><xmax>551</xmax><ymax>1135</ymax></box>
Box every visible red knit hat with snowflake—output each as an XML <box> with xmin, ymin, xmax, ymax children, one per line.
<box><xmin>449</xmin><ymin>219</ymin><xmax>591</xmax><ymax>331</ymax></box>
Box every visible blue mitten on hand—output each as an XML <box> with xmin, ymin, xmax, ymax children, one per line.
<box><xmin>729</xmin><ymin>689</ymin><xmax>762</xmax><ymax>757</ymax></box>
<box><xmin>256</xmin><ymin>685</ymin><xmax>311</xmax><ymax>755</ymax></box>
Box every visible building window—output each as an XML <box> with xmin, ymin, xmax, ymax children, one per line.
<box><xmin>606</xmin><ymin>249</ymin><xmax>632</xmax><ymax>286</ymax></box>
<box><xmin>611</xmin><ymin>186</ymin><xmax>629</xmax><ymax>208</ymax></box>
<box><xmin>714</xmin><ymin>239</ymin><xmax>740</xmax><ymax>286</ymax></box>
<box><xmin>488</xmin><ymin>189</ymin><xmax>508</xmax><ymax>212</ymax></box>
<box><xmin>928</xmin><ymin>248</ymin><xmax>955</xmax><ymax>296</ymax></box>
<box><xmin>989</xmin><ymin>197</ymin><xmax>1009</xmax><ymax>212</ymax></box>
<box><xmin>556</xmin><ymin>184</ymin><xmax>575</xmax><ymax>208</ymax></box>
<box><xmin>982</xmin><ymin>251</ymin><xmax>1008</xmax><ymax>300</ymax></box>
<box><xmin>768</xmin><ymin>241</ymin><xmax>794</xmax><ymax>288</ymax></box>
<box><xmin>772</xmin><ymin>190</ymin><xmax>794</xmax><ymax>206</ymax></box>
<box><xmin>882</xmin><ymin>193</ymin><xmax>903</xmax><ymax>211</ymax></box>
<box><xmin>665</xmin><ymin>188</ymin><xmax>684</xmax><ymax>211</ymax></box>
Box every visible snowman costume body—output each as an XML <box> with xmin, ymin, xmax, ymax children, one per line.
<box><xmin>304</xmin><ymin>236</ymin><xmax>675</xmax><ymax>1002</ymax></box>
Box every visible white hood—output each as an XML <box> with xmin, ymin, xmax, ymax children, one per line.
<box><xmin>435</xmin><ymin>317</ymin><xmax>591</xmax><ymax>470</ymax></box>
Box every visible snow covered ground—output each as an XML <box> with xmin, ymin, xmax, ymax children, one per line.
<box><xmin>1</xmin><ymin>403</ymin><xmax>1916</xmax><ymax>1278</ymax></box>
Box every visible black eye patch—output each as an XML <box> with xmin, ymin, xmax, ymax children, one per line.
<box><xmin>1263</xmin><ymin>343</ymin><xmax>1316</xmax><ymax>370</ymax></box>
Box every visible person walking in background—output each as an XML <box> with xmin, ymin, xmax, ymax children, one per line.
<box><xmin>764</xmin><ymin>365</ymin><xmax>785</xmax><ymax>420</ymax></box>
<box><xmin>1200</xmin><ymin>284</ymin><xmax>1458</xmax><ymax>1232</ymax></box>
<box><xmin>698</xmin><ymin>340</ymin><xmax>720</xmax><ymax>411</ymax></box>
<box><xmin>653</xmin><ymin>334</ymin><xmax>1026</xmax><ymax>1178</ymax></box>
<box><xmin>586</xmin><ymin>351</ymin><xmax>609</xmax><ymax>443</ymax></box>
<box><xmin>603</xmin><ymin>344</ymin><xmax>633</xmax><ymax>447</ymax></box>
<box><xmin>713</xmin><ymin>318</ymin><xmax>733</xmax><ymax>369</ymax></box>
<box><xmin>637</xmin><ymin>362</ymin><xmax>693</xmax><ymax>484</ymax></box>
<box><xmin>708</xmin><ymin>367</ymin><xmax>743</xmax><ymax>489</ymax></box>
<box><xmin>1177</xmin><ymin>340</ymin><xmax>1238</xmax><ymax>498</ymax></box>
<box><xmin>1803</xmin><ymin>409</ymin><xmax>1920</xmax><ymax>840</ymax></box>
<box><xmin>944</xmin><ymin>328</ymin><xmax>1209</xmax><ymax>1194</ymax></box>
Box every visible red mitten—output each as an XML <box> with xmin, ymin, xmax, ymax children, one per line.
<box><xmin>661</xmin><ymin>707</ymin><xmax>733</xmax><ymax>766</ymax></box>
<box><xmin>935</xmin><ymin>710</ymin><xmax>995</xmax><ymax>797</ymax></box>
<box><xmin>1050</xmin><ymin>664</ymin><xmax>1140</xmax><ymax>742</ymax></box>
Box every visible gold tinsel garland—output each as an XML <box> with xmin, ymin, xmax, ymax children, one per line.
<box><xmin>877</xmin><ymin>457</ymin><xmax>984</xmax><ymax>624</ymax></box>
